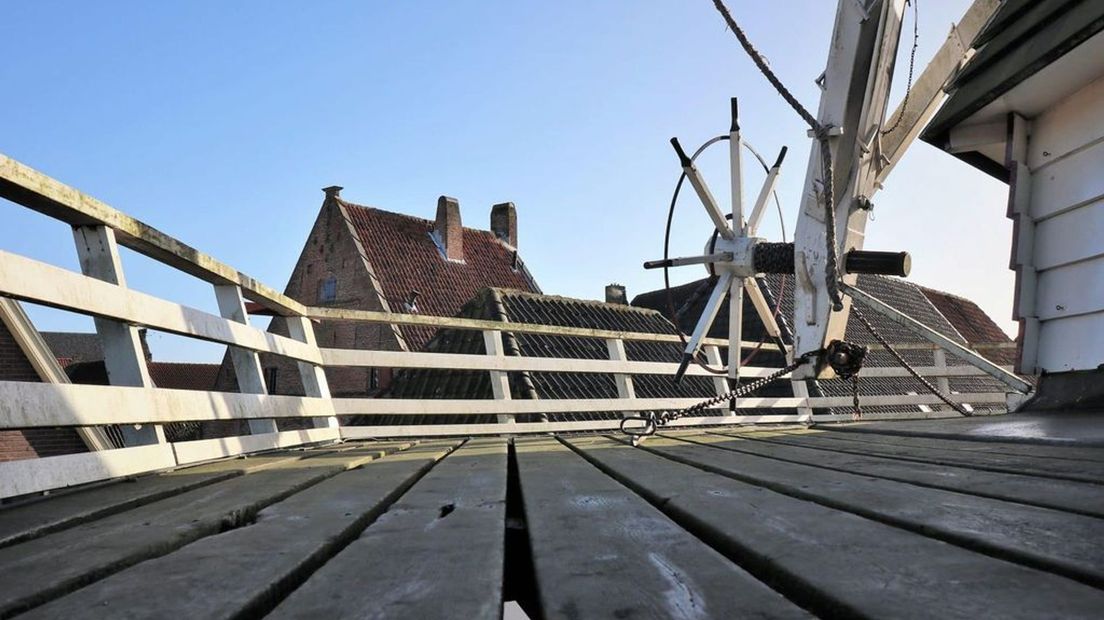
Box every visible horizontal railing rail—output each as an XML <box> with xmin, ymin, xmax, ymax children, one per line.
<box><xmin>0</xmin><ymin>153</ymin><xmax>305</xmax><ymax>317</ymax></box>
<box><xmin>0</xmin><ymin>250</ymin><xmax>321</xmax><ymax>363</ymax></box>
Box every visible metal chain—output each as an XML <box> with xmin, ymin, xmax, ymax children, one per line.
<box><xmin>881</xmin><ymin>0</ymin><xmax>919</xmax><ymax>135</ymax></box>
<box><xmin>621</xmin><ymin>350</ymin><xmax>820</xmax><ymax>437</ymax></box>
<box><xmin>851</xmin><ymin>375</ymin><xmax>862</xmax><ymax>419</ymax></box>
<box><xmin>851</xmin><ymin>304</ymin><xmax>972</xmax><ymax>416</ymax></box>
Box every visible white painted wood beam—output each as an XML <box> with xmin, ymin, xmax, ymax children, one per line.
<box><xmin>0</xmin><ymin>380</ymin><xmax>334</xmax><ymax>427</ymax></box>
<box><xmin>215</xmin><ymin>284</ymin><xmax>278</xmax><ymax>435</ymax></box>
<box><xmin>72</xmin><ymin>225</ymin><xmax>164</xmax><ymax>446</ymax></box>
<box><xmin>0</xmin><ymin>152</ymin><xmax>305</xmax><ymax>317</ymax></box>
<box><xmin>285</xmin><ymin>315</ymin><xmax>338</xmax><ymax>429</ymax></box>
<box><xmin>483</xmin><ymin>330</ymin><xmax>517</xmax><ymax>425</ymax></box>
<box><xmin>0</xmin><ymin>249</ymin><xmax>322</xmax><ymax>363</ymax></box>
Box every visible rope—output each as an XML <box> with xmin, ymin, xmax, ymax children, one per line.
<box><xmin>710</xmin><ymin>0</ymin><xmax>844</xmax><ymax>311</ymax></box>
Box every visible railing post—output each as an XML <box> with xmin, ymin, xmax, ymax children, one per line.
<box><xmin>285</xmin><ymin>316</ymin><xmax>338</xmax><ymax>429</ymax></box>
<box><xmin>791</xmin><ymin>379</ymin><xmax>814</xmax><ymax>424</ymax></box>
<box><xmin>72</xmin><ymin>225</ymin><xmax>165</xmax><ymax>446</ymax></box>
<box><xmin>933</xmin><ymin>348</ymin><xmax>951</xmax><ymax>412</ymax></box>
<box><xmin>606</xmin><ymin>338</ymin><xmax>636</xmax><ymax>417</ymax></box>
<box><xmin>483</xmin><ymin>330</ymin><xmax>515</xmax><ymax>424</ymax></box>
<box><xmin>214</xmin><ymin>284</ymin><xmax>278</xmax><ymax>435</ymax></box>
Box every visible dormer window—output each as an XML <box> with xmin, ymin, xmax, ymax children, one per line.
<box><xmin>403</xmin><ymin>290</ymin><xmax>421</xmax><ymax>313</ymax></box>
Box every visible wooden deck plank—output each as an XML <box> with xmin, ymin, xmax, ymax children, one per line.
<box><xmin>0</xmin><ymin>445</ymin><xmax>396</xmax><ymax>617</ymax></box>
<box><xmin>818</xmin><ymin>413</ymin><xmax>1104</xmax><ymax>447</ymax></box>
<box><xmin>639</xmin><ymin>435</ymin><xmax>1104</xmax><ymax>587</ymax></box>
<box><xmin>564</xmin><ymin>436</ymin><xmax>1104</xmax><ymax>619</ymax></box>
<box><xmin>22</xmin><ymin>441</ymin><xmax>459</xmax><ymax>620</ymax></box>
<box><xmin>0</xmin><ymin>441</ymin><xmax>410</xmax><ymax>550</ymax></box>
<box><xmin>727</xmin><ymin>429</ymin><xmax>1104</xmax><ymax>483</ymax></box>
<box><xmin>515</xmin><ymin>437</ymin><xmax>809</xmax><ymax>619</ymax></box>
<box><xmin>667</xmin><ymin>432</ymin><xmax>1104</xmax><ymax>518</ymax></box>
<box><xmin>816</xmin><ymin>427</ymin><xmax>1104</xmax><ymax>463</ymax></box>
<box><xmin>267</xmin><ymin>438</ymin><xmax>509</xmax><ymax>620</ymax></box>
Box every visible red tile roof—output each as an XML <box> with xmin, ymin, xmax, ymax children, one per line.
<box><xmin>340</xmin><ymin>200</ymin><xmax>541</xmax><ymax>350</ymax></box>
<box><xmin>918</xmin><ymin>287</ymin><xmax>1011</xmax><ymax>345</ymax></box>
<box><xmin>919</xmin><ymin>286</ymin><xmax>1016</xmax><ymax>367</ymax></box>
<box><xmin>147</xmin><ymin>362</ymin><xmax>220</xmax><ymax>391</ymax></box>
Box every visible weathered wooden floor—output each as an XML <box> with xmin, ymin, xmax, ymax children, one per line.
<box><xmin>1</xmin><ymin>417</ymin><xmax>1103</xmax><ymax>619</ymax></box>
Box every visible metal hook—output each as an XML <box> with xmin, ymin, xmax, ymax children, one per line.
<box><xmin>620</xmin><ymin>415</ymin><xmax>657</xmax><ymax>438</ymax></box>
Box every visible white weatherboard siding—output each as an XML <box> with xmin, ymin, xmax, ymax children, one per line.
<box><xmin>1028</xmin><ymin>75</ymin><xmax>1104</xmax><ymax>372</ymax></box>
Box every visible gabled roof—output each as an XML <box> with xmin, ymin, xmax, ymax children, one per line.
<box><xmin>632</xmin><ymin>274</ymin><xmax>966</xmax><ymax>347</ymax></box>
<box><xmin>917</xmin><ymin>286</ymin><xmax>1011</xmax><ymax>345</ymax></box>
<box><xmin>338</xmin><ymin>199</ymin><xmax>541</xmax><ymax>351</ymax></box>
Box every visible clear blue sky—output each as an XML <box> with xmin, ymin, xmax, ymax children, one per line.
<box><xmin>1</xmin><ymin>1</ymin><xmax>1011</xmax><ymax>362</ymax></box>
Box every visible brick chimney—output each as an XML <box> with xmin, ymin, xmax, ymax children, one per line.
<box><xmin>322</xmin><ymin>185</ymin><xmax>343</xmax><ymax>200</ymax></box>
<box><xmin>435</xmin><ymin>196</ymin><xmax>464</xmax><ymax>261</ymax></box>
<box><xmin>605</xmin><ymin>284</ymin><xmax>627</xmax><ymax>305</ymax></box>
<box><xmin>490</xmin><ymin>202</ymin><xmax>517</xmax><ymax>247</ymax></box>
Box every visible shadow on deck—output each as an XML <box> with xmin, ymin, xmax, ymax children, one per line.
<box><xmin>1</xmin><ymin>412</ymin><xmax>1102</xmax><ymax>619</ymax></box>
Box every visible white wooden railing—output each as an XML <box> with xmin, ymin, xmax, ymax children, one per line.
<box><xmin>0</xmin><ymin>152</ymin><xmax>1015</xmax><ymax>499</ymax></box>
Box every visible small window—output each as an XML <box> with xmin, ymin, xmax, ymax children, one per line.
<box><xmin>264</xmin><ymin>367</ymin><xmax>278</xmax><ymax>392</ymax></box>
<box><xmin>318</xmin><ymin>276</ymin><xmax>337</xmax><ymax>303</ymax></box>
<box><xmin>367</xmin><ymin>368</ymin><xmax>379</xmax><ymax>392</ymax></box>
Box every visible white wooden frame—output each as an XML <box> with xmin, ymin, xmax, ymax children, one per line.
<box><xmin>0</xmin><ymin>150</ymin><xmax>1015</xmax><ymax>499</ymax></box>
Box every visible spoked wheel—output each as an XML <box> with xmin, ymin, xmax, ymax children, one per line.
<box><xmin>645</xmin><ymin>98</ymin><xmax>791</xmax><ymax>386</ymax></box>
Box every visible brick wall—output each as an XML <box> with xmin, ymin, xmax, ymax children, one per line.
<box><xmin>0</xmin><ymin>319</ymin><xmax>88</xmax><ymax>461</ymax></box>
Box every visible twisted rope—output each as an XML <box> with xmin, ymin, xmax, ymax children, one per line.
<box><xmin>710</xmin><ymin>0</ymin><xmax>844</xmax><ymax>311</ymax></box>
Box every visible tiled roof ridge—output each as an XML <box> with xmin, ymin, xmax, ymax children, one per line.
<box><xmin>914</xmin><ymin>282</ymin><xmax>987</xmax><ymax>306</ymax></box>
<box><xmin>337</xmin><ymin>198</ymin><xmax>506</xmax><ymax>240</ymax></box>
<box><xmin>864</xmin><ymin>275</ymin><xmax>971</xmax><ymax>345</ymax></box>
<box><xmin>489</xmin><ymin>287</ymin><xmax>668</xmax><ymax>316</ymax></box>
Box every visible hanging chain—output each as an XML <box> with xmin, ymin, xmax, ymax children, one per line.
<box><xmin>851</xmin><ymin>304</ymin><xmax>973</xmax><ymax>416</ymax></box>
<box><xmin>851</xmin><ymin>375</ymin><xmax>862</xmax><ymax>419</ymax></box>
<box><xmin>881</xmin><ymin>0</ymin><xmax>919</xmax><ymax>136</ymax></box>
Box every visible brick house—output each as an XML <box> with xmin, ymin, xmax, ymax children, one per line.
<box><xmin>0</xmin><ymin>301</ymin><xmax>90</xmax><ymax>461</ymax></box>
<box><xmin>217</xmin><ymin>187</ymin><xmax>541</xmax><ymax>399</ymax></box>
